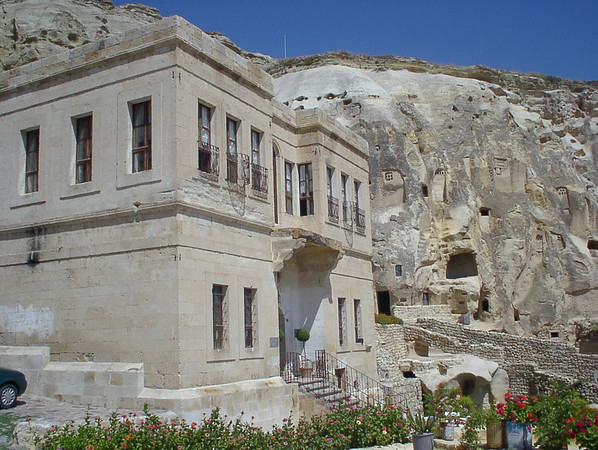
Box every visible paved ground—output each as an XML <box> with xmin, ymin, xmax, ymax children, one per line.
<box><xmin>0</xmin><ymin>395</ymin><xmax>160</xmax><ymax>449</ymax></box>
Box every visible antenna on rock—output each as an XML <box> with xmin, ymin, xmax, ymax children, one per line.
<box><xmin>284</xmin><ymin>34</ymin><xmax>287</xmax><ymax>59</ymax></box>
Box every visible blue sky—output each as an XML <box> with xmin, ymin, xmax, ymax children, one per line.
<box><xmin>114</xmin><ymin>1</ymin><xmax>598</xmax><ymax>81</ymax></box>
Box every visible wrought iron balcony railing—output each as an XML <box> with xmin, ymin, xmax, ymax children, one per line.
<box><xmin>226</xmin><ymin>153</ymin><xmax>250</xmax><ymax>187</ymax></box>
<box><xmin>354</xmin><ymin>204</ymin><xmax>366</xmax><ymax>231</ymax></box>
<box><xmin>328</xmin><ymin>196</ymin><xmax>339</xmax><ymax>222</ymax></box>
<box><xmin>342</xmin><ymin>201</ymin><xmax>352</xmax><ymax>225</ymax></box>
<box><xmin>251</xmin><ymin>163</ymin><xmax>268</xmax><ymax>196</ymax></box>
<box><xmin>198</xmin><ymin>141</ymin><xmax>219</xmax><ymax>177</ymax></box>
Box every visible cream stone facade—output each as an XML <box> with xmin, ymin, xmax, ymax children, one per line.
<box><xmin>0</xmin><ymin>16</ymin><xmax>376</xmax><ymax>421</ymax></box>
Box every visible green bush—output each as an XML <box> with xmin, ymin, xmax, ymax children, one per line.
<box><xmin>35</xmin><ymin>402</ymin><xmax>410</xmax><ymax>449</ymax></box>
<box><xmin>374</xmin><ymin>314</ymin><xmax>402</xmax><ymax>325</ymax></box>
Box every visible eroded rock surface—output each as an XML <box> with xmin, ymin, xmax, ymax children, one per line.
<box><xmin>274</xmin><ymin>62</ymin><xmax>598</xmax><ymax>340</ymax></box>
<box><xmin>0</xmin><ymin>0</ymin><xmax>161</xmax><ymax>70</ymax></box>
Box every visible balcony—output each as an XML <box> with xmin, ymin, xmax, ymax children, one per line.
<box><xmin>227</xmin><ymin>153</ymin><xmax>250</xmax><ymax>187</ymax></box>
<box><xmin>327</xmin><ymin>196</ymin><xmax>339</xmax><ymax>222</ymax></box>
<box><xmin>251</xmin><ymin>163</ymin><xmax>268</xmax><ymax>197</ymax></box>
<box><xmin>198</xmin><ymin>142</ymin><xmax>219</xmax><ymax>179</ymax></box>
<box><xmin>354</xmin><ymin>204</ymin><xmax>366</xmax><ymax>232</ymax></box>
<box><xmin>342</xmin><ymin>201</ymin><xmax>352</xmax><ymax>226</ymax></box>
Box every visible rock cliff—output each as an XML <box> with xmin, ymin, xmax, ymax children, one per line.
<box><xmin>273</xmin><ymin>57</ymin><xmax>598</xmax><ymax>341</ymax></box>
<box><xmin>2</xmin><ymin>0</ymin><xmax>597</xmax><ymax>341</ymax></box>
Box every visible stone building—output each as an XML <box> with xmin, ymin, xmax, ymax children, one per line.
<box><xmin>0</xmin><ymin>16</ymin><xmax>376</xmax><ymax>424</ymax></box>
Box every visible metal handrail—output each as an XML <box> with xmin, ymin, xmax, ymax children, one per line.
<box><xmin>282</xmin><ymin>350</ymin><xmax>408</xmax><ymax>409</ymax></box>
<box><xmin>251</xmin><ymin>162</ymin><xmax>268</xmax><ymax>194</ymax></box>
<box><xmin>328</xmin><ymin>196</ymin><xmax>339</xmax><ymax>222</ymax></box>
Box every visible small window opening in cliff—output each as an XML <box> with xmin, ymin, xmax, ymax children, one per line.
<box><xmin>446</xmin><ymin>253</ymin><xmax>478</xmax><ymax>279</ymax></box>
<box><xmin>588</xmin><ymin>240</ymin><xmax>598</xmax><ymax>250</ymax></box>
<box><xmin>395</xmin><ymin>265</ymin><xmax>402</xmax><ymax>276</ymax></box>
<box><xmin>514</xmin><ymin>308</ymin><xmax>520</xmax><ymax>321</ymax></box>
<box><xmin>376</xmin><ymin>291</ymin><xmax>391</xmax><ymax>315</ymax></box>
<box><xmin>550</xmin><ymin>331</ymin><xmax>560</xmax><ymax>338</ymax></box>
<box><xmin>384</xmin><ymin>172</ymin><xmax>393</xmax><ymax>182</ymax></box>
<box><xmin>482</xmin><ymin>300</ymin><xmax>489</xmax><ymax>312</ymax></box>
<box><xmin>422</xmin><ymin>184</ymin><xmax>429</xmax><ymax>197</ymax></box>
<box><xmin>402</xmin><ymin>371</ymin><xmax>416</xmax><ymax>378</ymax></box>
<box><xmin>480</xmin><ymin>208</ymin><xmax>490</xmax><ymax>216</ymax></box>
<box><xmin>422</xmin><ymin>292</ymin><xmax>430</xmax><ymax>305</ymax></box>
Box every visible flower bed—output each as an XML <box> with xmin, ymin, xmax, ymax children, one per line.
<box><xmin>35</xmin><ymin>402</ymin><xmax>411</xmax><ymax>450</ymax></box>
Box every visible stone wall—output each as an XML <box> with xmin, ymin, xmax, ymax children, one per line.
<box><xmin>376</xmin><ymin>324</ymin><xmax>408</xmax><ymax>381</ymax></box>
<box><xmin>406</xmin><ymin>319</ymin><xmax>598</xmax><ymax>402</ymax></box>
<box><xmin>412</xmin><ymin>319</ymin><xmax>598</xmax><ymax>382</ymax></box>
<box><xmin>0</xmin><ymin>345</ymin><xmax>296</xmax><ymax>429</ymax></box>
<box><xmin>391</xmin><ymin>305</ymin><xmax>454</xmax><ymax>324</ymax></box>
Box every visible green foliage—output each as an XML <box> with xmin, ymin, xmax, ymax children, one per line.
<box><xmin>35</xmin><ymin>402</ymin><xmax>410</xmax><ymax>450</ymax></box>
<box><xmin>459</xmin><ymin>407</ymin><xmax>486</xmax><ymax>450</ymax></box>
<box><xmin>407</xmin><ymin>411</ymin><xmax>437</xmax><ymax>434</ymax></box>
<box><xmin>423</xmin><ymin>387</ymin><xmax>473</xmax><ymax>422</ymax></box>
<box><xmin>533</xmin><ymin>383</ymin><xmax>588</xmax><ymax>450</ymax></box>
<box><xmin>295</xmin><ymin>328</ymin><xmax>310</xmax><ymax>342</ymax></box>
<box><xmin>0</xmin><ymin>413</ymin><xmax>25</xmax><ymax>448</ymax></box>
<box><xmin>572</xmin><ymin>408</ymin><xmax>598</xmax><ymax>450</ymax></box>
<box><xmin>374</xmin><ymin>314</ymin><xmax>402</xmax><ymax>325</ymax></box>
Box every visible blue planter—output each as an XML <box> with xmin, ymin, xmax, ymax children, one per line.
<box><xmin>506</xmin><ymin>421</ymin><xmax>533</xmax><ymax>450</ymax></box>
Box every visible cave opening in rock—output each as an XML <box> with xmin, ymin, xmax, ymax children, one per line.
<box><xmin>446</xmin><ymin>253</ymin><xmax>478</xmax><ymax>279</ymax></box>
<box><xmin>588</xmin><ymin>240</ymin><xmax>598</xmax><ymax>250</ymax></box>
<box><xmin>376</xmin><ymin>290</ymin><xmax>391</xmax><ymax>315</ymax></box>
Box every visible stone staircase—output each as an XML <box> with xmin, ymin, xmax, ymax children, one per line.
<box><xmin>281</xmin><ymin>350</ymin><xmax>408</xmax><ymax>409</ymax></box>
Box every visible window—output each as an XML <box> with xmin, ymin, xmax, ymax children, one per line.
<box><xmin>251</xmin><ymin>130</ymin><xmax>267</xmax><ymax>194</ymax></box>
<box><xmin>24</xmin><ymin>129</ymin><xmax>39</xmax><ymax>193</ymax></box>
<box><xmin>285</xmin><ymin>162</ymin><xmax>293</xmax><ymax>214</ymax></box>
<box><xmin>226</xmin><ymin>118</ymin><xmax>238</xmax><ymax>182</ymax></box>
<box><xmin>212</xmin><ymin>284</ymin><xmax>227</xmax><ymax>349</ymax></box>
<box><xmin>75</xmin><ymin>116</ymin><xmax>92</xmax><ymax>183</ymax></box>
<box><xmin>354</xmin><ymin>180</ymin><xmax>365</xmax><ymax>229</ymax></box>
<box><xmin>327</xmin><ymin>167</ymin><xmax>338</xmax><ymax>221</ymax></box>
<box><xmin>131</xmin><ymin>100</ymin><xmax>151</xmax><ymax>172</ymax></box>
<box><xmin>422</xmin><ymin>184</ymin><xmax>429</xmax><ymax>197</ymax></box>
<box><xmin>341</xmin><ymin>174</ymin><xmax>351</xmax><ymax>224</ymax></box>
<box><xmin>395</xmin><ymin>265</ymin><xmax>402</xmax><ymax>277</ymax></box>
<box><xmin>244</xmin><ymin>288</ymin><xmax>256</xmax><ymax>348</ymax></box>
<box><xmin>354</xmin><ymin>299</ymin><xmax>363</xmax><ymax>343</ymax></box>
<box><xmin>198</xmin><ymin>103</ymin><xmax>218</xmax><ymax>175</ymax></box>
<box><xmin>299</xmin><ymin>163</ymin><xmax>314</xmax><ymax>216</ymax></box>
<box><xmin>251</xmin><ymin>130</ymin><xmax>260</xmax><ymax>166</ymax></box>
<box><xmin>338</xmin><ymin>298</ymin><xmax>347</xmax><ymax>346</ymax></box>
<box><xmin>422</xmin><ymin>292</ymin><xmax>429</xmax><ymax>306</ymax></box>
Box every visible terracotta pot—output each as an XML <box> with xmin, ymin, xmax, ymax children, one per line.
<box><xmin>486</xmin><ymin>420</ymin><xmax>504</xmax><ymax>449</ymax></box>
<box><xmin>299</xmin><ymin>366</ymin><xmax>312</xmax><ymax>378</ymax></box>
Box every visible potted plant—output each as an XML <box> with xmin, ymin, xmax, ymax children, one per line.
<box><xmin>296</xmin><ymin>328</ymin><xmax>312</xmax><ymax>377</ymax></box>
<box><xmin>533</xmin><ymin>383</ymin><xmax>587</xmax><ymax>450</ymax></box>
<box><xmin>408</xmin><ymin>410</ymin><xmax>438</xmax><ymax>450</ymax></box>
<box><xmin>498</xmin><ymin>393</ymin><xmax>536</xmax><ymax>450</ymax></box>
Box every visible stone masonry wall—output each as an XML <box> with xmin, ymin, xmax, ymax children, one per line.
<box><xmin>411</xmin><ymin>319</ymin><xmax>598</xmax><ymax>382</ymax></box>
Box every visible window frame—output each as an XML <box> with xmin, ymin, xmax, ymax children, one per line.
<box><xmin>226</xmin><ymin>117</ymin><xmax>238</xmax><ymax>182</ymax></box>
<box><xmin>298</xmin><ymin>162</ymin><xmax>314</xmax><ymax>216</ymax></box>
<box><xmin>24</xmin><ymin>128</ymin><xmax>40</xmax><ymax>194</ymax></box>
<box><xmin>75</xmin><ymin>115</ymin><xmax>93</xmax><ymax>184</ymax></box>
<box><xmin>338</xmin><ymin>297</ymin><xmax>347</xmax><ymax>346</ymax></box>
<box><xmin>131</xmin><ymin>100</ymin><xmax>152</xmax><ymax>173</ymax></box>
<box><xmin>244</xmin><ymin>287</ymin><xmax>256</xmax><ymax>349</ymax></box>
<box><xmin>285</xmin><ymin>161</ymin><xmax>294</xmax><ymax>214</ymax></box>
<box><xmin>212</xmin><ymin>284</ymin><xmax>227</xmax><ymax>350</ymax></box>
<box><xmin>354</xmin><ymin>299</ymin><xmax>363</xmax><ymax>344</ymax></box>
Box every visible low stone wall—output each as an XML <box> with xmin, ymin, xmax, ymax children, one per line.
<box><xmin>376</xmin><ymin>324</ymin><xmax>408</xmax><ymax>380</ymax></box>
<box><xmin>0</xmin><ymin>345</ymin><xmax>296</xmax><ymax>429</ymax></box>
<box><xmin>392</xmin><ymin>305</ymin><xmax>454</xmax><ymax>324</ymax></box>
<box><xmin>413</xmin><ymin>319</ymin><xmax>598</xmax><ymax>382</ymax></box>
<box><xmin>403</xmin><ymin>325</ymin><xmax>505</xmax><ymax>363</ymax></box>
<box><xmin>406</xmin><ymin>319</ymin><xmax>598</xmax><ymax>402</ymax></box>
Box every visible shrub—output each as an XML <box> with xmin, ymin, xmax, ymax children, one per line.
<box><xmin>374</xmin><ymin>313</ymin><xmax>402</xmax><ymax>325</ymax></box>
<box><xmin>35</xmin><ymin>402</ymin><xmax>410</xmax><ymax>449</ymax></box>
